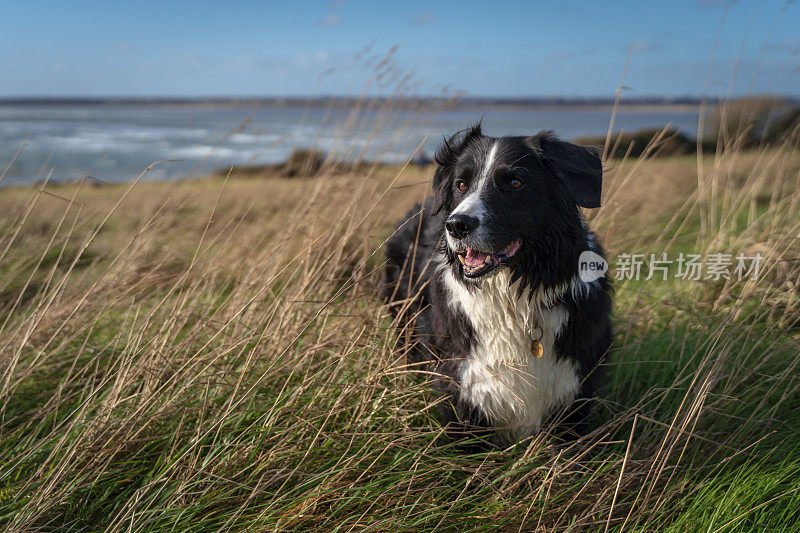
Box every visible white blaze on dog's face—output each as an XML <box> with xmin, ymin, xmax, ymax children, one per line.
<box><xmin>433</xmin><ymin>126</ymin><xmax>603</xmax><ymax>281</ymax></box>
<box><xmin>448</xmin><ymin>141</ymin><xmax>498</xmax><ymax>230</ymax></box>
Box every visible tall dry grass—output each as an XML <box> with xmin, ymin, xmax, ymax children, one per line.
<box><xmin>0</xmin><ymin>97</ymin><xmax>798</xmax><ymax>531</ymax></box>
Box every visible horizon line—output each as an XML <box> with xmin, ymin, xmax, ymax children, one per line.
<box><xmin>3</xmin><ymin>94</ymin><xmax>799</xmax><ymax>109</ymax></box>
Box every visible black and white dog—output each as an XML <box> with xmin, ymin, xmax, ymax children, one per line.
<box><xmin>383</xmin><ymin>125</ymin><xmax>612</xmax><ymax>445</ymax></box>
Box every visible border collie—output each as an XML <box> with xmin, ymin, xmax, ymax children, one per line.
<box><xmin>383</xmin><ymin>125</ymin><xmax>612</xmax><ymax>445</ymax></box>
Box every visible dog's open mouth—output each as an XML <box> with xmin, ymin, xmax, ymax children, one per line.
<box><xmin>456</xmin><ymin>239</ymin><xmax>522</xmax><ymax>278</ymax></box>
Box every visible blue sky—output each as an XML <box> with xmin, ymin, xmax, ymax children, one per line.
<box><xmin>1</xmin><ymin>0</ymin><xmax>798</xmax><ymax>97</ymax></box>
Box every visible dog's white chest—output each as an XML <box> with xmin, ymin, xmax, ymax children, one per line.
<box><xmin>443</xmin><ymin>269</ymin><xmax>579</xmax><ymax>441</ymax></box>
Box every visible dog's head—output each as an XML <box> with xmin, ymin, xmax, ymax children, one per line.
<box><xmin>433</xmin><ymin>124</ymin><xmax>602</xmax><ymax>287</ymax></box>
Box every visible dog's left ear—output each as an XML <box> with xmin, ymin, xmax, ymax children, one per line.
<box><xmin>528</xmin><ymin>132</ymin><xmax>603</xmax><ymax>208</ymax></box>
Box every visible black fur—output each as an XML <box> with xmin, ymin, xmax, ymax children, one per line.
<box><xmin>382</xmin><ymin>125</ymin><xmax>613</xmax><ymax>444</ymax></box>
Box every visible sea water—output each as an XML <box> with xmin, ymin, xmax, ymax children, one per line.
<box><xmin>0</xmin><ymin>103</ymin><xmax>702</xmax><ymax>185</ymax></box>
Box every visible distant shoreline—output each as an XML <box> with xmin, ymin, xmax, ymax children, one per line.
<box><xmin>0</xmin><ymin>95</ymin><xmax>738</xmax><ymax>112</ymax></box>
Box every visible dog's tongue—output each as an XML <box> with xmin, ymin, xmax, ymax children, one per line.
<box><xmin>465</xmin><ymin>248</ymin><xmax>490</xmax><ymax>267</ymax></box>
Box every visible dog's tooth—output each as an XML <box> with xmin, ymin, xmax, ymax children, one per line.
<box><xmin>485</xmin><ymin>255</ymin><xmax>492</xmax><ymax>264</ymax></box>
<box><xmin>458</xmin><ymin>255</ymin><xmax>465</xmax><ymax>264</ymax></box>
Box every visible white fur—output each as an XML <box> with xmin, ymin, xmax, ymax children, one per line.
<box><xmin>450</xmin><ymin>142</ymin><xmax>497</xmax><ymax>220</ymax></box>
<box><xmin>570</xmin><ymin>275</ymin><xmax>600</xmax><ymax>301</ymax></box>
<box><xmin>478</xmin><ymin>141</ymin><xmax>498</xmax><ymax>184</ymax></box>
<box><xmin>447</xmin><ymin>142</ymin><xmax>498</xmax><ymax>251</ymax></box>
<box><xmin>441</xmin><ymin>266</ymin><xmax>580</xmax><ymax>443</ymax></box>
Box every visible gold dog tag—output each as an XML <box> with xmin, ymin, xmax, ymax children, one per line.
<box><xmin>531</xmin><ymin>340</ymin><xmax>544</xmax><ymax>358</ymax></box>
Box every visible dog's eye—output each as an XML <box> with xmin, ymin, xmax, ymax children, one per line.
<box><xmin>456</xmin><ymin>180</ymin><xmax>467</xmax><ymax>193</ymax></box>
<box><xmin>510</xmin><ymin>178</ymin><xmax>523</xmax><ymax>189</ymax></box>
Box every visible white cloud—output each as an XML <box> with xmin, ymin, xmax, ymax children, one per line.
<box><xmin>181</xmin><ymin>53</ymin><xmax>205</xmax><ymax>70</ymax></box>
<box><xmin>320</xmin><ymin>13</ymin><xmax>341</xmax><ymax>27</ymax></box>
<box><xmin>411</xmin><ymin>11</ymin><xmax>437</xmax><ymax>26</ymax></box>
<box><xmin>292</xmin><ymin>50</ymin><xmax>332</xmax><ymax>69</ymax></box>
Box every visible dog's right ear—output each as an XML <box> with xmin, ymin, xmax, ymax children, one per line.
<box><xmin>432</xmin><ymin>124</ymin><xmax>483</xmax><ymax>215</ymax></box>
<box><xmin>527</xmin><ymin>131</ymin><xmax>603</xmax><ymax>209</ymax></box>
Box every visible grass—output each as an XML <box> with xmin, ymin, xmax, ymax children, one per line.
<box><xmin>0</xmin><ymin>105</ymin><xmax>799</xmax><ymax>531</ymax></box>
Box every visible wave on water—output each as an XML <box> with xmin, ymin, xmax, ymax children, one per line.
<box><xmin>0</xmin><ymin>104</ymin><xmax>702</xmax><ymax>185</ymax></box>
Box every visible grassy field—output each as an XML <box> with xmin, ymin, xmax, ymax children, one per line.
<box><xmin>1</xmin><ymin>126</ymin><xmax>799</xmax><ymax>531</ymax></box>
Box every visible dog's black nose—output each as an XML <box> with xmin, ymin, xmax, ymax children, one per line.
<box><xmin>445</xmin><ymin>214</ymin><xmax>479</xmax><ymax>238</ymax></box>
